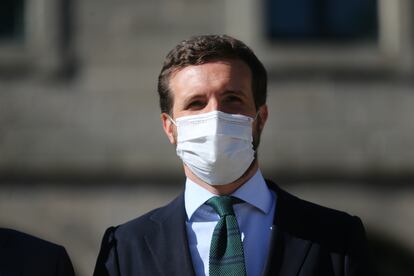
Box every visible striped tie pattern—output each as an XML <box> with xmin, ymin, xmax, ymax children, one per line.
<box><xmin>206</xmin><ymin>196</ymin><xmax>246</xmax><ymax>276</ymax></box>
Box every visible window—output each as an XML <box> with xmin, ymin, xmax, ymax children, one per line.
<box><xmin>225</xmin><ymin>0</ymin><xmax>412</xmax><ymax>74</ymax></box>
<box><xmin>0</xmin><ymin>0</ymin><xmax>72</xmax><ymax>76</ymax></box>
<box><xmin>0</xmin><ymin>0</ymin><xmax>25</xmax><ymax>42</ymax></box>
<box><xmin>265</xmin><ymin>0</ymin><xmax>378</xmax><ymax>43</ymax></box>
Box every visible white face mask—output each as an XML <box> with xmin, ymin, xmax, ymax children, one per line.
<box><xmin>169</xmin><ymin>110</ymin><xmax>255</xmax><ymax>186</ymax></box>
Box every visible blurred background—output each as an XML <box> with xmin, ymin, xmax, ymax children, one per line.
<box><xmin>1</xmin><ymin>0</ymin><xmax>414</xmax><ymax>275</ymax></box>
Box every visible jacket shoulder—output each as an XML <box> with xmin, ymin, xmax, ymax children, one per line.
<box><xmin>105</xmin><ymin>193</ymin><xmax>184</xmax><ymax>242</ymax></box>
<box><xmin>268</xmin><ymin>180</ymin><xmax>366</xmax><ymax>251</ymax></box>
<box><xmin>93</xmin><ymin>194</ymin><xmax>185</xmax><ymax>276</ymax></box>
<box><xmin>267</xmin><ymin>180</ymin><xmax>374</xmax><ymax>274</ymax></box>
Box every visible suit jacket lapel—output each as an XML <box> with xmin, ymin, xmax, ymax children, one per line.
<box><xmin>263</xmin><ymin>181</ymin><xmax>312</xmax><ymax>276</ymax></box>
<box><xmin>271</xmin><ymin>228</ymin><xmax>312</xmax><ymax>276</ymax></box>
<box><xmin>144</xmin><ymin>194</ymin><xmax>195</xmax><ymax>276</ymax></box>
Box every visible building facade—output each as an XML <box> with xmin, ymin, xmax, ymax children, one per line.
<box><xmin>1</xmin><ymin>0</ymin><xmax>414</xmax><ymax>275</ymax></box>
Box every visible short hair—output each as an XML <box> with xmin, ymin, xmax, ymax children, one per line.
<box><xmin>157</xmin><ymin>34</ymin><xmax>267</xmax><ymax>114</ymax></box>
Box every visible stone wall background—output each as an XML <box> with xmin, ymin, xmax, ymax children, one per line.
<box><xmin>1</xmin><ymin>0</ymin><xmax>414</xmax><ymax>275</ymax></box>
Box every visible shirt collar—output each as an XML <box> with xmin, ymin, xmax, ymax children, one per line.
<box><xmin>232</xmin><ymin>170</ymin><xmax>272</xmax><ymax>215</ymax></box>
<box><xmin>184</xmin><ymin>170</ymin><xmax>273</xmax><ymax>220</ymax></box>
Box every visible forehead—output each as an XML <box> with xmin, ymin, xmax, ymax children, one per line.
<box><xmin>168</xmin><ymin>59</ymin><xmax>252</xmax><ymax>96</ymax></box>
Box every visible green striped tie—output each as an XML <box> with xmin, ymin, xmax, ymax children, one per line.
<box><xmin>207</xmin><ymin>196</ymin><xmax>246</xmax><ymax>276</ymax></box>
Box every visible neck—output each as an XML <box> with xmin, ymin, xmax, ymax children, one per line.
<box><xmin>184</xmin><ymin>161</ymin><xmax>259</xmax><ymax>195</ymax></box>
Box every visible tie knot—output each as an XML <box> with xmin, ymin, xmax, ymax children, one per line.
<box><xmin>206</xmin><ymin>196</ymin><xmax>241</xmax><ymax>217</ymax></box>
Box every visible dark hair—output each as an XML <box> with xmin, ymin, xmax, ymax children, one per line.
<box><xmin>157</xmin><ymin>34</ymin><xmax>267</xmax><ymax>114</ymax></box>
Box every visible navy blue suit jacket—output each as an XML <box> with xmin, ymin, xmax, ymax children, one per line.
<box><xmin>94</xmin><ymin>180</ymin><xmax>373</xmax><ymax>276</ymax></box>
<box><xmin>0</xmin><ymin>228</ymin><xmax>75</xmax><ymax>276</ymax></box>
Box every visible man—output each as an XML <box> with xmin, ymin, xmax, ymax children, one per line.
<box><xmin>94</xmin><ymin>35</ymin><xmax>373</xmax><ymax>276</ymax></box>
<box><xmin>0</xmin><ymin>228</ymin><xmax>75</xmax><ymax>276</ymax></box>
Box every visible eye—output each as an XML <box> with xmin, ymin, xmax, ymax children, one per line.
<box><xmin>225</xmin><ymin>95</ymin><xmax>243</xmax><ymax>104</ymax></box>
<box><xmin>186</xmin><ymin>100</ymin><xmax>206</xmax><ymax>110</ymax></box>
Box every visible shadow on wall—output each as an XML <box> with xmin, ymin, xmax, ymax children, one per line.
<box><xmin>369</xmin><ymin>232</ymin><xmax>414</xmax><ymax>276</ymax></box>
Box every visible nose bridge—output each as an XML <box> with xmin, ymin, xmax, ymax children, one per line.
<box><xmin>206</xmin><ymin>94</ymin><xmax>221</xmax><ymax>112</ymax></box>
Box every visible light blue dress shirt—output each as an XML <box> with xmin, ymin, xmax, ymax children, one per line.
<box><xmin>184</xmin><ymin>170</ymin><xmax>276</xmax><ymax>276</ymax></box>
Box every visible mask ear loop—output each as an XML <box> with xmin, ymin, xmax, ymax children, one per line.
<box><xmin>166</xmin><ymin>114</ymin><xmax>177</xmax><ymax>126</ymax></box>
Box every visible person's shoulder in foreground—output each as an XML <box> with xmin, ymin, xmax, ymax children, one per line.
<box><xmin>94</xmin><ymin>180</ymin><xmax>374</xmax><ymax>276</ymax></box>
<box><xmin>0</xmin><ymin>228</ymin><xmax>75</xmax><ymax>276</ymax></box>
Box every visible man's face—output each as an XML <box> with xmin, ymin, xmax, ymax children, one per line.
<box><xmin>162</xmin><ymin>58</ymin><xmax>268</xmax><ymax>145</ymax></box>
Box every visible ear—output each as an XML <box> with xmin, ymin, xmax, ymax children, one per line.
<box><xmin>161</xmin><ymin>113</ymin><xmax>176</xmax><ymax>144</ymax></box>
<box><xmin>257</xmin><ymin>104</ymin><xmax>268</xmax><ymax>131</ymax></box>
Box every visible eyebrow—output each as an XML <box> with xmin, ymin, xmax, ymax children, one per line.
<box><xmin>222</xmin><ymin>90</ymin><xmax>247</xmax><ymax>98</ymax></box>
